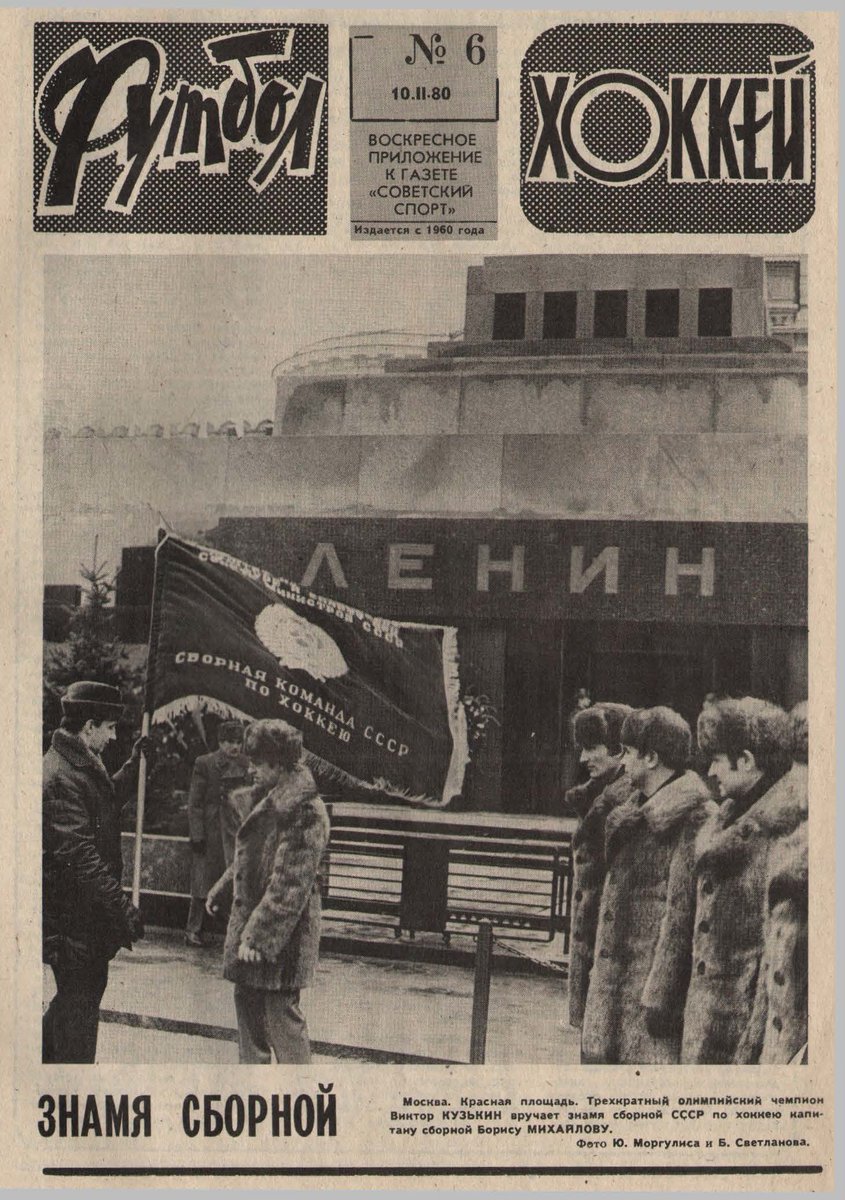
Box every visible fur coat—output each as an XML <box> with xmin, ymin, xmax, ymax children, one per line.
<box><xmin>681</xmin><ymin>765</ymin><xmax>806</xmax><ymax>1064</ymax></box>
<box><xmin>563</xmin><ymin>765</ymin><xmax>632</xmax><ymax>1029</ymax></box>
<box><xmin>734</xmin><ymin>766</ymin><xmax>808</xmax><ymax>1064</ymax></box>
<box><xmin>581</xmin><ymin>771</ymin><xmax>716</xmax><ymax>1064</ymax></box>
<box><xmin>207</xmin><ymin>764</ymin><xmax>330</xmax><ymax>992</ymax></box>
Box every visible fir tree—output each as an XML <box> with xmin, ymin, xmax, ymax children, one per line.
<box><xmin>43</xmin><ymin>541</ymin><xmax>142</xmax><ymax>748</ymax></box>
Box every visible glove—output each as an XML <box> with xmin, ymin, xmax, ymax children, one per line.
<box><xmin>124</xmin><ymin>904</ymin><xmax>145</xmax><ymax>942</ymax></box>
<box><xmin>191</xmin><ymin>839</ymin><xmax>207</xmax><ymax>855</ymax></box>
<box><xmin>130</xmin><ymin>734</ymin><xmax>154</xmax><ymax>762</ymax></box>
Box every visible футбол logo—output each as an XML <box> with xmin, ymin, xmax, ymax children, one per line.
<box><xmin>34</xmin><ymin>21</ymin><xmax>328</xmax><ymax>234</ymax></box>
<box><xmin>520</xmin><ymin>23</ymin><xmax>815</xmax><ymax>232</ymax></box>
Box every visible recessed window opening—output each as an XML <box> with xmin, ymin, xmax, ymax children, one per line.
<box><xmin>698</xmin><ymin>288</ymin><xmax>733</xmax><ymax>337</ymax></box>
<box><xmin>593</xmin><ymin>290</ymin><xmax>628</xmax><ymax>338</ymax></box>
<box><xmin>542</xmin><ymin>291</ymin><xmax>578</xmax><ymax>339</ymax></box>
<box><xmin>645</xmin><ymin>289</ymin><xmax>680</xmax><ymax>337</ymax></box>
<box><xmin>766</xmin><ymin>261</ymin><xmax>800</xmax><ymax>304</ymax></box>
<box><xmin>492</xmin><ymin>292</ymin><xmax>526</xmax><ymax>340</ymax></box>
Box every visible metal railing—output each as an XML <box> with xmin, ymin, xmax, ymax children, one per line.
<box><xmin>323</xmin><ymin>806</ymin><xmax>572</xmax><ymax>947</ymax></box>
<box><xmin>271</xmin><ymin>329</ymin><xmax>459</xmax><ymax>380</ymax></box>
<box><xmin>121</xmin><ymin>807</ymin><xmax>574</xmax><ymax>950</ymax></box>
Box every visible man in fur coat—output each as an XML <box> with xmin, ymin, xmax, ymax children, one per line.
<box><xmin>734</xmin><ymin>701</ymin><xmax>808</xmax><ymax>1064</ymax></box>
<box><xmin>206</xmin><ymin>719</ymin><xmax>329</xmax><ymax>1064</ymax></box>
<box><xmin>682</xmin><ymin>697</ymin><xmax>799</xmax><ymax>1064</ymax></box>
<box><xmin>581</xmin><ymin>708</ymin><xmax>715</xmax><ymax>1064</ymax></box>
<box><xmin>562</xmin><ymin>702</ymin><xmax>633</xmax><ymax>1033</ymax></box>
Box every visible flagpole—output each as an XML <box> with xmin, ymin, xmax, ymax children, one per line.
<box><xmin>131</xmin><ymin>529</ymin><xmax>169</xmax><ymax>909</ymax></box>
<box><xmin>131</xmin><ymin>710</ymin><xmax>150</xmax><ymax>907</ymax></box>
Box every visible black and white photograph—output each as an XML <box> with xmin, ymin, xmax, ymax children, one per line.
<box><xmin>4</xmin><ymin>5</ymin><xmax>835</xmax><ymax>1187</ymax></box>
<box><xmin>41</xmin><ymin>250</ymin><xmax>810</xmax><ymax>1070</ymax></box>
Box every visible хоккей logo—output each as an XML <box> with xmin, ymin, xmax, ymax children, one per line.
<box><xmin>34</xmin><ymin>21</ymin><xmax>328</xmax><ymax>234</ymax></box>
<box><xmin>520</xmin><ymin>23</ymin><xmax>815</xmax><ymax>233</ymax></box>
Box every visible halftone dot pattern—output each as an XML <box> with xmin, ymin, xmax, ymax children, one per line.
<box><xmin>580</xmin><ymin>91</ymin><xmax>651</xmax><ymax>165</ymax></box>
<box><xmin>34</xmin><ymin>21</ymin><xmax>328</xmax><ymax>234</ymax></box>
<box><xmin>520</xmin><ymin>23</ymin><xmax>816</xmax><ymax>233</ymax></box>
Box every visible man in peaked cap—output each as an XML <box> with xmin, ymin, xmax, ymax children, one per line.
<box><xmin>185</xmin><ymin>720</ymin><xmax>250</xmax><ymax>947</ymax></box>
<box><xmin>42</xmin><ymin>681</ymin><xmax>148</xmax><ymax>1062</ymax></box>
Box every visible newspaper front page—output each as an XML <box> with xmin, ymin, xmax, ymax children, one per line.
<box><xmin>0</xmin><ymin>6</ymin><xmax>837</xmax><ymax>1190</ymax></box>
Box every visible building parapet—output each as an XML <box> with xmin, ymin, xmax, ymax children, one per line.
<box><xmin>45</xmin><ymin>418</ymin><xmax>275</xmax><ymax>440</ymax></box>
<box><xmin>422</xmin><ymin>335</ymin><xmax>800</xmax><ymax>363</ymax></box>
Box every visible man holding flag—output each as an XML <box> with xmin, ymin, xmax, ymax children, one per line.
<box><xmin>42</xmin><ymin>681</ymin><xmax>148</xmax><ymax>1063</ymax></box>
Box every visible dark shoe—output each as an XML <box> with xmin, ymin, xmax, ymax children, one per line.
<box><xmin>184</xmin><ymin>932</ymin><xmax>207</xmax><ymax>947</ymax></box>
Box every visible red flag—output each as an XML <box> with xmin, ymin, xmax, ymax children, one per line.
<box><xmin>146</xmin><ymin>532</ymin><xmax>468</xmax><ymax>805</ymax></box>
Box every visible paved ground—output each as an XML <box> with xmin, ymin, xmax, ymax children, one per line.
<box><xmin>43</xmin><ymin>926</ymin><xmax>581</xmax><ymax>1066</ymax></box>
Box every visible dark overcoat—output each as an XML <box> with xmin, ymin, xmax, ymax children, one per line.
<box><xmin>681</xmin><ymin>766</ymin><xmax>807</xmax><ymax>1064</ymax></box>
<box><xmin>207</xmin><ymin>764</ymin><xmax>330</xmax><ymax>992</ymax></box>
<box><xmin>187</xmin><ymin>748</ymin><xmax>251</xmax><ymax>896</ymax></box>
<box><xmin>42</xmin><ymin>728</ymin><xmax>137</xmax><ymax>967</ymax></box>
<box><xmin>563</xmin><ymin>765</ymin><xmax>632</xmax><ymax>1029</ymax></box>
<box><xmin>581</xmin><ymin>771</ymin><xmax>716</xmax><ymax>1064</ymax></box>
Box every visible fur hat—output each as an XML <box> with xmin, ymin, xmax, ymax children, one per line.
<box><xmin>61</xmin><ymin>681</ymin><xmax>124</xmax><ymax>723</ymax></box>
<box><xmin>697</xmin><ymin>696</ymin><xmax>792</xmax><ymax>776</ymax></box>
<box><xmin>573</xmin><ymin>702</ymin><xmax>633</xmax><ymax>754</ymax></box>
<box><xmin>622</xmin><ymin>705</ymin><xmax>692</xmax><ymax>772</ymax></box>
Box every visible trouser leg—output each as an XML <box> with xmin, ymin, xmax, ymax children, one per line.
<box><xmin>264</xmin><ymin>988</ymin><xmax>312</xmax><ymax>1064</ymax></box>
<box><xmin>233</xmin><ymin>983</ymin><xmax>272</xmax><ymax>1064</ymax></box>
<box><xmin>221</xmin><ymin>808</ymin><xmax>238</xmax><ymax>868</ymax></box>
<box><xmin>186</xmin><ymin>898</ymin><xmax>206</xmax><ymax>936</ymax></box>
<box><xmin>44</xmin><ymin>958</ymin><xmax>109</xmax><ymax>1063</ymax></box>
